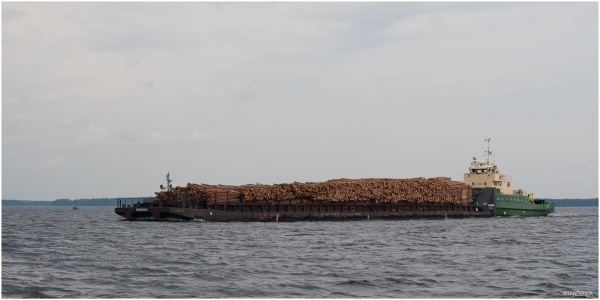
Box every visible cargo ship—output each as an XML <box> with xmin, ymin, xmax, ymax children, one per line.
<box><xmin>465</xmin><ymin>138</ymin><xmax>554</xmax><ymax>216</ymax></box>
<box><xmin>115</xmin><ymin>139</ymin><xmax>552</xmax><ymax>221</ymax></box>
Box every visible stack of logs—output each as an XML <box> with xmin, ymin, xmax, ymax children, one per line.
<box><xmin>155</xmin><ymin>177</ymin><xmax>471</xmax><ymax>205</ymax></box>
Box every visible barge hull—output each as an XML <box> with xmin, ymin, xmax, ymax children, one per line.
<box><xmin>115</xmin><ymin>204</ymin><xmax>491</xmax><ymax>221</ymax></box>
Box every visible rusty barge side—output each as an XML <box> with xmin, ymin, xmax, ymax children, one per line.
<box><xmin>115</xmin><ymin>196</ymin><xmax>492</xmax><ymax>221</ymax></box>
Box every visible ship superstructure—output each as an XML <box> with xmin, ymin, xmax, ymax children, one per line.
<box><xmin>464</xmin><ymin>138</ymin><xmax>514</xmax><ymax>195</ymax></box>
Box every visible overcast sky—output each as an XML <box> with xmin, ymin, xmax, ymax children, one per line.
<box><xmin>2</xmin><ymin>2</ymin><xmax>598</xmax><ymax>200</ymax></box>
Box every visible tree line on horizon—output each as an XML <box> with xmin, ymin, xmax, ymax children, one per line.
<box><xmin>2</xmin><ymin>197</ymin><xmax>150</xmax><ymax>207</ymax></box>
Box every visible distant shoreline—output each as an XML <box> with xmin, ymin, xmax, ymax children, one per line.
<box><xmin>2</xmin><ymin>198</ymin><xmax>598</xmax><ymax>207</ymax></box>
<box><xmin>2</xmin><ymin>197</ymin><xmax>151</xmax><ymax>207</ymax></box>
<box><xmin>549</xmin><ymin>199</ymin><xmax>598</xmax><ymax>207</ymax></box>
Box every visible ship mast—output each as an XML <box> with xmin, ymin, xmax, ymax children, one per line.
<box><xmin>484</xmin><ymin>137</ymin><xmax>492</xmax><ymax>165</ymax></box>
<box><xmin>165</xmin><ymin>172</ymin><xmax>173</xmax><ymax>191</ymax></box>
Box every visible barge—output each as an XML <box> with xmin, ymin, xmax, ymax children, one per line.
<box><xmin>115</xmin><ymin>173</ymin><xmax>496</xmax><ymax>221</ymax></box>
<box><xmin>115</xmin><ymin>138</ymin><xmax>551</xmax><ymax>221</ymax></box>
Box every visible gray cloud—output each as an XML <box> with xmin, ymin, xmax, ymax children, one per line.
<box><xmin>80</xmin><ymin>27</ymin><xmax>196</xmax><ymax>53</ymax></box>
<box><xmin>2</xmin><ymin>8</ymin><xmax>26</xmax><ymax>24</ymax></box>
<box><xmin>137</xmin><ymin>80</ymin><xmax>154</xmax><ymax>88</ymax></box>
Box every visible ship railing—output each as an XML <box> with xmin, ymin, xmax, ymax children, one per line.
<box><xmin>512</xmin><ymin>189</ymin><xmax>526</xmax><ymax>196</ymax></box>
<box><xmin>117</xmin><ymin>197</ymin><xmax>156</xmax><ymax>208</ymax></box>
<box><xmin>201</xmin><ymin>201</ymin><xmax>482</xmax><ymax>214</ymax></box>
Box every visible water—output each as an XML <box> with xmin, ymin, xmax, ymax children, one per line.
<box><xmin>2</xmin><ymin>206</ymin><xmax>598</xmax><ymax>298</ymax></box>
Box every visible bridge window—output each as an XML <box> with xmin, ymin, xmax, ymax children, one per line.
<box><xmin>507</xmin><ymin>182</ymin><xmax>511</xmax><ymax>187</ymax></box>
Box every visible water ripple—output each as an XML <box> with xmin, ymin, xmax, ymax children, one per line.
<box><xmin>2</xmin><ymin>206</ymin><xmax>598</xmax><ymax>298</ymax></box>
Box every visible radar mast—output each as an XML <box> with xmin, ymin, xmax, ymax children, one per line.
<box><xmin>484</xmin><ymin>137</ymin><xmax>493</xmax><ymax>165</ymax></box>
<box><xmin>165</xmin><ymin>172</ymin><xmax>173</xmax><ymax>191</ymax></box>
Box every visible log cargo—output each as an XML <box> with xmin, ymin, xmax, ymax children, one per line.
<box><xmin>154</xmin><ymin>177</ymin><xmax>471</xmax><ymax>205</ymax></box>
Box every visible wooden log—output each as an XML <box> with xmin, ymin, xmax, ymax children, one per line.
<box><xmin>154</xmin><ymin>177</ymin><xmax>472</xmax><ymax>206</ymax></box>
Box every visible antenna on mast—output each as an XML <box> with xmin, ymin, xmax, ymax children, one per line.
<box><xmin>484</xmin><ymin>137</ymin><xmax>493</xmax><ymax>165</ymax></box>
<box><xmin>165</xmin><ymin>172</ymin><xmax>173</xmax><ymax>191</ymax></box>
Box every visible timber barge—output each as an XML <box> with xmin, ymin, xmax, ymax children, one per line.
<box><xmin>115</xmin><ymin>139</ymin><xmax>550</xmax><ymax>221</ymax></box>
<box><xmin>115</xmin><ymin>172</ymin><xmax>497</xmax><ymax>221</ymax></box>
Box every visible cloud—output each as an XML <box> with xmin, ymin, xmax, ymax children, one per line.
<box><xmin>233</xmin><ymin>87</ymin><xmax>260</xmax><ymax>102</ymax></box>
<box><xmin>2</xmin><ymin>8</ymin><xmax>26</xmax><ymax>24</ymax></box>
<box><xmin>3</xmin><ymin>133</ymin><xmax>34</xmax><ymax>150</ymax></box>
<box><xmin>63</xmin><ymin>104</ymin><xmax>90</xmax><ymax>124</ymax></box>
<box><xmin>80</xmin><ymin>25</ymin><xmax>197</xmax><ymax>53</ymax></box>
<box><xmin>77</xmin><ymin>124</ymin><xmax>108</xmax><ymax>145</ymax></box>
<box><xmin>137</xmin><ymin>80</ymin><xmax>154</xmax><ymax>88</ymax></box>
<box><xmin>151</xmin><ymin>132</ymin><xmax>179</xmax><ymax>144</ymax></box>
<box><xmin>151</xmin><ymin>132</ymin><xmax>166</xmax><ymax>143</ymax></box>
<box><xmin>118</xmin><ymin>132</ymin><xmax>146</xmax><ymax>143</ymax></box>
<box><xmin>4</xmin><ymin>112</ymin><xmax>30</xmax><ymax>122</ymax></box>
<box><xmin>3</xmin><ymin>97</ymin><xmax>21</xmax><ymax>107</ymax></box>
<box><xmin>384</xmin><ymin>14</ymin><xmax>436</xmax><ymax>38</ymax></box>
<box><xmin>41</xmin><ymin>155</ymin><xmax>66</xmax><ymax>168</ymax></box>
<box><xmin>185</xmin><ymin>131</ymin><xmax>214</xmax><ymax>143</ymax></box>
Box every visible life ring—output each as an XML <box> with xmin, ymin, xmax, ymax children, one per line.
<box><xmin>483</xmin><ymin>201</ymin><xmax>488</xmax><ymax>206</ymax></box>
<box><xmin>178</xmin><ymin>196</ymin><xmax>183</xmax><ymax>201</ymax></box>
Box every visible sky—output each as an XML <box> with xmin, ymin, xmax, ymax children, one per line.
<box><xmin>2</xmin><ymin>2</ymin><xmax>598</xmax><ymax>200</ymax></box>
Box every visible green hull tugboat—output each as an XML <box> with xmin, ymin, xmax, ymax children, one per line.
<box><xmin>465</xmin><ymin>138</ymin><xmax>554</xmax><ymax>217</ymax></box>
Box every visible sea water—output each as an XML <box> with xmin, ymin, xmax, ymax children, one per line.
<box><xmin>2</xmin><ymin>206</ymin><xmax>597</xmax><ymax>298</ymax></box>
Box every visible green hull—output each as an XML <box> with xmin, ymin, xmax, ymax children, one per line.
<box><xmin>496</xmin><ymin>206</ymin><xmax>554</xmax><ymax>217</ymax></box>
<box><xmin>473</xmin><ymin>188</ymin><xmax>555</xmax><ymax>217</ymax></box>
<box><xmin>495</xmin><ymin>195</ymin><xmax>554</xmax><ymax>217</ymax></box>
